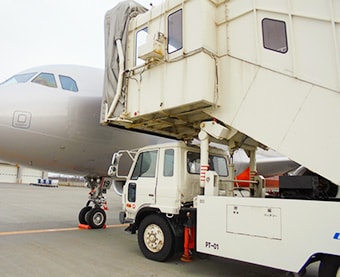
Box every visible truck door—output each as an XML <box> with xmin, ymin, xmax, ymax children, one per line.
<box><xmin>126</xmin><ymin>149</ymin><xmax>158</xmax><ymax>210</ymax></box>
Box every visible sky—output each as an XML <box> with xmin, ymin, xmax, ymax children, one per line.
<box><xmin>0</xmin><ymin>0</ymin><xmax>163</xmax><ymax>82</ymax></box>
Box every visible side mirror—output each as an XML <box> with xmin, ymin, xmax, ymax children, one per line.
<box><xmin>112</xmin><ymin>152</ymin><xmax>121</xmax><ymax>166</ymax></box>
<box><xmin>108</xmin><ymin>153</ymin><xmax>121</xmax><ymax>177</ymax></box>
<box><xmin>107</xmin><ymin>165</ymin><xmax>116</xmax><ymax>177</ymax></box>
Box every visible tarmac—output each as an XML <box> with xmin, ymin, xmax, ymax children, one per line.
<box><xmin>0</xmin><ymin>183</ymin><xmax>319</xmax><ymax>277</ymax></box>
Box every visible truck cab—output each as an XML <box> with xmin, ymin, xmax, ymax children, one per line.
<box><xmin>109</xmin><ymin>141</ymin><xmax>230</xmax><ymax>261</ymax></box>
<box><xmin>118</xmin><ymin>141</ymin><xmax>229</xmax><ymax>225</ymax></box>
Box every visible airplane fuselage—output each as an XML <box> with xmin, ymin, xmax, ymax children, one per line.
<box><xmin>0</xmin><ymin>65</ymin><xmax>165</xmax><ymax>177</ymax></box>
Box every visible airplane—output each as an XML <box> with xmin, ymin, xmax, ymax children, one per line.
<box><xmin>0</xmin><ymin>64</ymin><xmax>299</xmax><ymax>228</ymax></box>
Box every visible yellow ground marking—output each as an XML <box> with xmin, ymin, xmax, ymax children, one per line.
<box><xmin>0</xmin><ymin>224</ymin><xmax>128</xmax><ymax>236</ymax></box>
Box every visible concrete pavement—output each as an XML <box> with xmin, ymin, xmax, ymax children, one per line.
<box><xmin>0</xmin><ymin>183</ymin><xmax>318</xmax><ymax>276</ymax></box>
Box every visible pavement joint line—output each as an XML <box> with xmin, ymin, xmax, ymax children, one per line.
<box><xmin>0</xmin><ymin>223</ymin><xmax>128</xmax><ymax>236</ymax></box>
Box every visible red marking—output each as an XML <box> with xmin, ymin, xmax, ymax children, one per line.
<box><xmin>265</xmin><ymin>176</ymin><xmax>279</xmax><ymax>188</ymax></box>
<box><xmin>236</xmin><ymin>167</ymin><xmax>280</xmax><ymax>190</ymax></box>
<box><xmin>235</xmin><ymin>167</ymin><xmax>250</xmax><ymax>187</ymax></box>
<box><xmin>200</xmin><ymin>165</ymin><xmax>209</xmax><ymax>170</ymax></box>
<box><xmin>200</xmin><ymin>165</ymin><xmax>209</xmax><ymax>182</ymax></box>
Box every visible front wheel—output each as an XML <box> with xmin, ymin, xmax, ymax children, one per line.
<box><xmin>87</xmin><ymin>207</ymin><xmax>106</xmax><ymax>229</ymax></box>
<box><xmin>78</xmin><ymin>206</ymin><xmax>92</xmax><ymax>224</ymax></box>
<box><xmin>138</xmin><ymin>214</ymin><xmax>175</xmax><ymax>262</ymax></box>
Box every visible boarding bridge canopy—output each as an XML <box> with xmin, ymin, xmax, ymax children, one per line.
<box><xmin>102</xmin><ymin>0</ymin><xmax>147</xmax><ymax>118</ymax></box>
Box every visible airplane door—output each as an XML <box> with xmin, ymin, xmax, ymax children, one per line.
<box><xmin>126</xmin><ymin>149</ymin><xmax>158</xmax><ymax>210</ymax></box>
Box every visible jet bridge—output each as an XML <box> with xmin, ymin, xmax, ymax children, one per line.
<box><xmin>101</xmin><ymin>0</ymin><xmax>340</xmax><ymax>186</ymax></box>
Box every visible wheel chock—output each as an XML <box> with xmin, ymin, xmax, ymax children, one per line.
<box><xmin>78</xmin><ymin>224</ymin><xmax>107</xmax><ymax>229</ymax></box>
<box><xmin>78</xmin><ymin>224</ymin><xmax>91</xmax><ymax>229</ymax></box>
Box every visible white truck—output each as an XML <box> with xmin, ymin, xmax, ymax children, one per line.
<box><xmin>102</xmin><ymin>0</ymin><xmax>340</xmax><ymax>275</ymax></box>
<box><xmin>109</xmin><ymin>124</ymin><xmax>339</xmax><ymax>276</ymax></box>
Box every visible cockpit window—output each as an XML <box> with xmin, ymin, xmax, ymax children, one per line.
<box><xmin>0</xmin><ymin>72</ymin><xmax>37</xmax><ymax>86</ymax></box>
<box><xmin>32</xmin><ymin>73</ymin><xmax>57</xmax><ymax>88</ymax></box>
<box><xmin>59</xmin><ymin>75</ymin><xmax>78</xmax><ymax>92</ymax></box>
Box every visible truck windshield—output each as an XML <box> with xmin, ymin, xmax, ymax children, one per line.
<box><xmin>131</xmin><ymin>150</ymin><xmax>158</xmax><ymax>180</ymax></box>
<box><xmin>187</xmin><ymin>152</ymin><xmax>228</xmax><ymax>177</ymax></box>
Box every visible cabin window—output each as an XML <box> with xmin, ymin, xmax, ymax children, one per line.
<box><xmin>127</xmin><ymin>183</ymin><xmax>136</xmax><ymax>202</ymax></box>
<box><xmin>0</xmin><ymin>72</ymin><xmax>37</xmax><ymax>86</ymax></box>
<box><xmin>59</xmin><ymin>75</ymin><xmax>78</xmax><ymax>92</ymax></box>
<box><xmin>168</xmin><ymin>9</ymin><xmax>183</xmax><ymax>54</ymax></box>
<box><xmin>163</xmin><ymin>149</ymin><xmax>174</xmax><ymax>177</ymax></box>
<box><xmin>136</xmin><ymin>27</ymin><xmax>148</xmax><ymax>66</ymax></box>
<box><xmin>187</xmin><ymin>152</ymin><xmax>228</xmax><ymax>177</ymax></box>
<box><xmin>32</xmin><ymin>73</ymin><xmax>57</xmax><ymax>88</ymax></box>
<box><xmin>131</xmin><ymin>150</ymin><xmax>158</xmax><ymax>179</ymax></box>
<box><xmin>262</xmin><ymin>18</ymin><xmax>288</xmax><ymax>54</ymax></box>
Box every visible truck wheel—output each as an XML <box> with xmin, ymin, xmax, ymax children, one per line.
<box><xmin>318</xmin><ymin>254</ymin><xmax>340</xmax><ymax>277</ymax></box>
<box><xmin>138</xmin><ymin>214</ymin><xmax>175</xmax><ymax>262</ymax></box>
<box><xmin>87</xmin><ymin>207</ymin><xmax>106</xmax><ymax>229</ymax></box>
<box><xmin>78</xmin><ymin>206</ymin><xmax>92</xmax><ymax>224</ymax></box>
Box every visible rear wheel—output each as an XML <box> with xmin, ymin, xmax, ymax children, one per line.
<box><xmin>319</xmin><ymin>254</ymin><xmax>340</xmax><ymax>277</ymax></box>
<box><xmin>87</xmin><ymin>207</ymin><xmax>106</xmax><ymax>229</ymax></box>
<box><xmin>78</xmin><ymin>206</ymin><xmax>92</xmax><ymax>224</ymax></box>
<box><xmin>138</xmin><ymin>214</ymin><xmax>175</xmax><ymax>262</ymax></box>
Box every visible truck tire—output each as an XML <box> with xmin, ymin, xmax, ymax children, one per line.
<box><xmin>78</xmin><ymin>206</ymin><xmax>92</xmax><ymax>224</ymax></box>
<box><xmin>318</xmin><ymin>254</ymin><xmax>340</xmax><ymax>277</ymax></box>
<box><xmin>138</xmin><ymin>214</ymin><xmax>175</xmax><ymax>262</ymax></box>
<box><xmin>87</xmin><ymin>207</ymin><xmax>106</xmax><ymax>229</ymax></box>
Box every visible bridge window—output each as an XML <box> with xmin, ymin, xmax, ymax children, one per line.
<box><xmin>0</xmin><ymin>72</ymin><xmax>37</xmax><ymax>86</ymax></box>
<box><xmin>168</xmin><ymin>9</ymin><xmax>183</xmax><ymax>54</ymax></box>
<box><xmin>32</xmin><ymin>73</ymin><xmax>57</xmax><ymax>88</ymax></box>
<box><xmin>262</xmin><ymin>18</ymin><xmax>288</xmax><ymax>54</ymax></box>
<box><xmin>136</xmin><ymin>27</ymin><xmax>148</xmax><ymax>66</ymax></box>
<box><xmin>59</xmin><ymin>75</ymin><xmax>78</xmax><ymax>92</ymax></box>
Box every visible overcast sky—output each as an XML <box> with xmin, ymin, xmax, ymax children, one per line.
<box><xmin>0</xmin><ymin>0</ymin><xmax>163</xmax><ymax>82</ymax></box>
